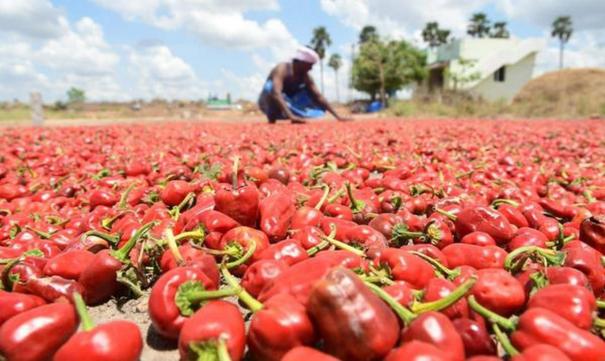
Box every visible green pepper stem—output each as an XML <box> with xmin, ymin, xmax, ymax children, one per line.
<box><xmin>468</xmin><ymin>295</ymin><xmax>516</xmax><ymax>331</ymax></box>
<box><xmin>491</xmin><ymin>199</ymin><xmax>519</xmax><ymax>208</ymax></box>
<box><xmin>410</xmin><ymin>276</ymin><xmax>477</xmax><ymax>314</ymax></box>
<box><xmin>307</xmin><ymin>240</ymin><xmax>330</xmax><ymax>256</ymax></box>
<box><xmin>327</xmin><ymin>186</ymin><xmax>345</xmax><ymax>204</ymax></box>
<box><xmin>434</xmin><ymin>207</ymin><xmax>457</xmax><ymax>222</ymax></box>
<box><xmin>220</xmin><ymin>267</ymin><xmax>263</xmax><ymax>312</ymax></box>
<box><xmin>73</xmin><ymin>293</ymin><xmax>95</xmax><ymax>331</ymax></box>
<box><xmin>189</xmin><ymin>288</ymin><xmax>238</xmax><ymax>303</ymax></box>
<box><xmin>596</xmin><ymin>300</ymin><xmax>605</xmax><ymax>309</ymax></box>
<box><xmin>360</xmin><ymin>275</ymin><xmax>395</xmax><ymax>286</ymax></box>
<box><xmin>84</xmin><ymin>230</ymin><xmax>120</xmax><ymax>245</ymax></box>
<box><xmin>217</xmin><ymin>338</ymin><xmax>232</xmax><ymax>361</ymax></box>
<box><xmin>24</xmin><ymin>226</ymin><xmax>53</xmax><ymax>239</ymax></box>
<box><xmin>345</xmin><ymin>182</ymin><xmax>363</xmax><ymax>213</ymax></box>
<box><xmin>225</xmin><ymin>241</ymin><xmax>256</xmax><ymax>269</ymax></box>
<box><xmin>409</xmin><ymin>251</ymin><xmax>460</xmax><ymax>280</ymax></box>
<box><xmin>493</xmin><ymin>324</ymin><xmax>519</xmax><ymax>356</ymax></box>
<box><xmin>165</xmin><ymin>229</ymin><xmax>184</xmax><ymax>266</ymax></box>
<box><xmin>391</xmin><ymin>224</ymin><xmax>425</xmax><ymax>241</ymax></box>
<box><xmin>170</xmin><ymin>192</ymin><xmax>196</xmax><ymax>219</ymax></box>
<box><xmin>505</xmin><ymin>246</ymin><xmax>565</xmax><ymax>271</ymax></box>
<box><xmin>594</xmin><ymin>317</ymin><xmax>605</xmax><ymax>329</ymax></box>
<box><xmin>314</xmin><ymin>184</ymin><xmax>331</xmax><ymax>210</ymax></box>
<box><xmin>321</xmin><ymin>233</ymin><xmax>365</xmax><ymax>257</ymax></box>
<box><xmin>118</xmin><ymin>183</ymin><xmax>137</xmax><ymax>210</ymax></box>
<box><xmin>583</xmin><ymin>190</ymin><xmax>596</xmax><ymax>204</ymax></box>
<box><xmin>112</xmin><ymin>221</ymin><xmax>156</xmax><ymax>262</ymax></box>
<box><xmin>175</xmin><ymin>228</ymin><xmax>206</xmax><ymax>243</ymax></box>
<box><xmin>364</xmin><ymin>281</ymin><xmax>416</xmax><ymax>325</ymax></box>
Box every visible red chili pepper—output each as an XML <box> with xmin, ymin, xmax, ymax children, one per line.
<box><xmin>368</xmin><ymin>213</ymin><xmax>404</xmax><ymax>240</ymax></box>
<box><xmin>320</xmin><ymin>216</ymin><xmax>357</xmax><ymax>240</ymax></box>
<box><xmin>20</xmin><ymin>275</ymin><xmax>85</xmax><ymax>303</ymax></box>
<box><xmin>291</xmin><ymin>226</ymin><xmax>325</xmax><ymax>250</ymax></box>
<box><xmin>308</xmin><ymin>267</ymin><xmax>399</xmax><ymax>361</ymax></box>
<box><xmin>472</xmin><ymin>268</ymin><xmax>525</xmax><ymax>316</ymax></box>
<box><xmin>258</xmin><ymin>239</ymin><xmax>308</xmax><ymax>266</ymax></box>
<box><xmin>375</xmin><ymin>248</ymin><xmax>435</xmax><ymax>289</ymax></box>
<box><xmin>324</xmin><ymin>203</ymin><xmax>354</xmax><ymax>220</ymax></box>
<box><xmin>259</xmin><ymin>190</ymin><xmax>296</xmax><ymax>241</ymax></box>
<box><xmin>562</xmin><ymin>240</ymin><xmax>605</xmax><ymax>294</ymax></box>
<box><xmin>508</xmin><ymin>227</ymin><xmax>548</xmax><ymax>250</ymax></box>
<box><xmin>424</xmin><ymin>218</ymin><xmax>454</xmax><ymax>249</ymax></box>
<box><xmin>0</xmin><ymin>302</ymin><xmax>78</xmax><ymax>361</ymax></box>
<box><xmin>400</xmin><ymin>311</ymin><xmax>465</xmax><ymax>361</ymax></box>
<box><xmin>43</xmin><ymin>250</ymin><xmax>96</xmax><ymax>280</ymax></box>
<box><xmin>442</xmin><ymin>244</ymin><xmax>507</xmax><ymax>269</ymax></box>
<box><xmin>579</xmin><ymin>215</ymin><xmax>605</xmax><ymax>253</ymax></box>
<box><xmin>78</xmin><ymin>222</ymin><xmax>154</xmax><ymax>305</ymax></box>
<box><xmin>241</xmin><ymin>259</ymin><xmax>287</xmax><ymax>297</ymax></box>
<box><xmin>258</xmin><ymin>251</ymin><xmax>365</xmax><ymax>306</ymax></box>
<box><xmin>422</xmin><ymin>278</ymin><xmax>468</xmax><ymax>319</ymax></box>
<box><xmin>384</xmin><ymin>341</ymin><xmax>450</xmax><ymax>361</ymax></box>
<box><xmin>452</xmin><ymin>317</ymin><xmax>496</xmax><ymax>357</ymax></box>
<box><xmin>178</xmin><ymin>300</ymin><xmax>246</xmax><ymax>361</ymax></box>
<box><xmin>53</xmin><ymin>293</ymin><xmax>143</xmax><ymax>361</ymax></box>
<box><xmin>496</xmin><ymin>203</ymin><xmax>529</xmax><ymax>228</ymax></box>
<box><xmin>343</xmin><ymin>224</ymin><xmax>388</xmax><ymax>256</ymax></box>
<box><xmin>511</xmin><ymin>308</ymin><xmax>605</xmax><ymax>361</ymax></box>
<box><xmin>456</xmin><ymin>206</ymin><xmax>515</xmax><ymax>244</ymax></box>
<box><xmin>0</xmin><ymin>290</ymin><xmax>46</xmax><ymax>327</ymax></box>
<box><xmin>282</xmin><ymin>346</ymin><xmax>340</xmax><ymax>361</ymax></box>
<box><xmin>383</xmin><ymin>281</ymin><xmax>415</xmax><ymax>307</ymax></box>
<box><xmin>148</xmin><ymin>266</ymin><xmax>220</xmax><ymax>339</ymax></box>
<box><xmin>461</xmin><ymin>231</ymin><xmax>496</xmax><ymax>246</ymax></box>
<box><xmin>527</xmin><ymin>284</ymin><xmax>595</xmax><ymax>329</ymax></box>
<box><xmin>248</xmin><ymin>293</ymin><xmax>315</xmax><ymax>361</ymax></box>
<box><xmin>400</xmin><ymin>244</ymin><xmax>450</xmax><ymax>267</ymax></box>
<box><xmin>215</xmin><ymin>175</ymin><xmax>259</xmax><ymax>227</ymax></box>
<box><xmin>160</xmin><ymin>180</ymin><xmax>195</xmax><ymax>207</ymax></box>
<box><xmin>511</xmin><ymin>344</ymin><xmax>572</xmax><ymax>361</ymax></box>
<box><xmin>219</xmin><ymin>226</ymin><xmax>270</xmax><ymax>274</ymax></box>
<box><xmin>182</xmin><ymin>210</ymin><xmax>238</xmax><ymax>236</ymax></box>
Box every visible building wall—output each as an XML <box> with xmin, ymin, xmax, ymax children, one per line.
<box><xmin>470</xmin><ymin>52</ymin><xmax>537</xmax><ymax>102</ymax></box>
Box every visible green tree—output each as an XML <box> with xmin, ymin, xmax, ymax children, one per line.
<box><xmin>491</xmin><ymin>21</ymin><xmax>510</xmax><ymax>38</ymax></box>
<box><xmin>359</xmin><ymin>25</ymin><xmax>379</xmax><ymax>44</ymax></box>
<box><xmin>328</xmin><ymin>53</ymin><xmax>343</xmax><ymax>102</ymax></box>
<box><xmin>67</xmin><ymin>87</ymin><xmax>86</xmax><ymax>104</ymax></box>
<box><xmin>445</xmin><ymin>58</ymin><xmax>481</xmax><ymax>91</ymax></box>
<box><xmin>422</xmin><ymin>22</ymin><xmax>450</xmax><ymax>48</ymax></box>
<box><xmin>551</xmin><ymin>16</ymin><xmax>573</xmax><ymax>69</ymax></box>
<box><xmin>467</xmin><ymin>12</ymin><xmax>491</xmax><ymax>38</ymax></box>
<box><xmin>352</xmin><ymin>38</ymin><xmax>426</xmax><ymax>105</ymax></box>
<box><xmin>310</xmin><ymin>26</ymin><xmax>332</xmax><ymax>94</ymax></box>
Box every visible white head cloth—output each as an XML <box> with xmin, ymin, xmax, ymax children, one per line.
<box><xmin>293</xmin><ymin>46</ymin><xmax>320</xmax><ymax>64</ymax></box>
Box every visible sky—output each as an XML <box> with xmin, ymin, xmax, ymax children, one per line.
<box><xmin>0</xmin><ymin>0</ymin><xmax>604</xmax><ymax>103</ymax></box>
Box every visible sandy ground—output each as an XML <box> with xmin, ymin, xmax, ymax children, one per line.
<box><xmin>88</xmin><ymin>292</ymin><xmax>180</xmax><ymax>361</ymax></box>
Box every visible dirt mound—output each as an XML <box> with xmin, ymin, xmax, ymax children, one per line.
<box><xmin>513</xmin><ymin>68</ymin><xmax>605</xmax><ymax>118</ymax></box>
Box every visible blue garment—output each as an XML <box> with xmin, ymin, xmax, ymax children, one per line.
<box><xmin>259</xmin><ymin>80</ymin><xmax>325</xmax><ymax>119</ymax></box>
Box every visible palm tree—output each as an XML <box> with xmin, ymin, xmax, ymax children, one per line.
<box><xmin>467</xmin><ymin>12</ymin><xmax>491</xmax><ymax>38</ymax></box>
<box><xmin>310</xmin><ymin>26</ymin><xmax>332</xmax><ymax>93</ymax></box>
<box><xmin>491</xmin><ymin>22</ymin><xmax>510</xmax><ymax>38</ymax></box>
<box><xmin>359</xmin><ymin>25</ymin><xmax>379</xmax><ymax>44</ymax></box>
<box><xmin>328</xmin><ymin>53</ymin><xmax>342</xmax><ymax>102</ymax></box>
<box><xmin>551</xmin><ymin>16</ymin><xmax>573</xmax><ymax>69</ymax></box>
<box><xmin>422</xmin><ymin>22</ymin><xmax>450</xmax><ymax>48</ymax></box>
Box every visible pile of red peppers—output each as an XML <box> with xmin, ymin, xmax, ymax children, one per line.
<box><xmin>1</xmin><ymin>119</ymin><xmax>605</xmax><ymax>360</ymax></box>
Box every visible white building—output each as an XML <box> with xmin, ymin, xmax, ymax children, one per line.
<box><xmin>427</xmin><ymin>38</ymin><xmax>544</xmax><ymax>102</ymax></box>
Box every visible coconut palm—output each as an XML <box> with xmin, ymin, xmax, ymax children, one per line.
<box><xmin>328</xmin><ymin>53</ymin><xmax>342</xmax><ymax>102</ymax></box>
<box><xmin>467</xmin><ymin>12</ymin><xmax>491</xmax><ymax>38</ymax></box>
<box><xmin>551</xmin><ymin>16</ymin><xmax>573</xmax><ymax>69</ymax></box>
<box><xmin>310</xmin><ymin>26</ymin><xmax>332</xmax><ymax>93</ymax></box>
<box><xmin>359</xmin><ymin>25</ymin><xmax>379</xmax><ymax>44</ymax></box>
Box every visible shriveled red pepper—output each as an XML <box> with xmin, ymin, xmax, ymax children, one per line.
<box><xmin>455</xmin><ymin>206</ymin><xmax>515</xmax><ymax>244</ymax></box>
<box><xmin>214</xmin><ymin>160</ymin><xmax>259</xmax><ymax>227</ymax></box>
<box><xmin>282</xmin><ymin>347</ymin><xmax>340</xmax><ymax>361</ymax></box>
<box><xmin>452</xmin><ymin>317</ymin><xmax>496</xmax><ymax>357</ymax></box>
<box><xmin>178</xmin><ymin>300</ymin><xmax>246</xmax><ymax>361</ymax></box>
<box><xmin>0</xmin><ymin>302</ymin><xmax>78</xmax><ymax>361</ymax></box>
<box><xmin>247</xmin><ymin>293</ymin><xmax>315</xmax><ymax>361</ymax></box>
<box><xmin>562</xmin><ymin>240</ymin><xmax>605</xmax><ymax>293</ymax></box>
<box><xmin>579</xmin><ymin>215</ymin><xmax>605</xmax><ymax>253</ymax></box>
<box><xmin>53</xmin><ymin>293</ymin><xmax>142</xmax><ymax>361</ymax></box>
<box><xmin>308</xmin><ymin>267</ymin><xmax>399</xmax><ymax>361</ymax></box>
<box><xmin>241</xmin><ymin>259</ymin><xmax>287</xmax><ymax>297</ymax></box>
<box><xmin>259</xmin><ymin>190</ymin><xmax>296</xmax><ymax>241</ymax></box>
<box><xmin>0</xmin><ymin>290</ymin><xmax>46</xmax><ymax>327</ymax></box>
<box><xmin>20</xmin><ymin>275</ymin><xmax>85</xmax><ymax>303</ymax></box>
<box><xmin>258</xmin><ymin>250</ymin><xmax>365</xmax><ymax>306</ymax></box>
<box><xmin>472</xmin><ymin>268</ymin><xmax>525</xmax><ymax>316</ymax></box>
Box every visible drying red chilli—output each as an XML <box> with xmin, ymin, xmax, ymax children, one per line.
<box><xmin>1</xmin><ymin>119</ymin><xmax>605</xmax><ymax>360</ymax></box>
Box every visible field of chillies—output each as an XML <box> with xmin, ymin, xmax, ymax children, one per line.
<box><xmin>1</xmin><ymin>119</ymin><xmax>605</xmax><ymax>361</ymax></box>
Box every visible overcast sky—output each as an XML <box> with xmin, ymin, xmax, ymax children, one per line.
<box><xmin>1</xmin><ymin>0</ymin><xmax>604</xmax><ymax>102</ymax></box>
